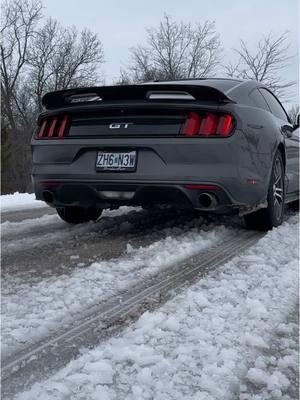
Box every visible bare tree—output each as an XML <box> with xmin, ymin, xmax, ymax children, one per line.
<box><xmin>48</xmin><ymin>27</ymin><xmax>103</xmax><ymax>90</ymax></box>
<box><xmin>1</xmin><ymin>0</ymin><xmax>42</xmax><ymax>191</ymax></box>
<box><xmin>122</xmin><ymin>15</ymin><xmax>221</xmax><ymax>83</ymax></box>
<box><xmin>27</xmin><ymin>19</ymin><xmax>104</xmax><ymax>112</ymax></box>
<box><xmin>225</xmin><ymin>32</ymin><xmax>296</xmax><ymax>99</ymax></box>
<box><xmin>1</xmin><ymin>0</ymin><xmax>105</xmax><ymax>193</ymax></box>
<box><xmin>288</xmin><ymin>104</ymin><xmax>299</xmax><ymax>125</ymax></box>
<box><xmin>25</xmin><ymin>18</ymin><xmax>60</xmax><ymax>112</ymax></box>
<box><xmin>1</xmin><ymin>0</ymin><xmax>42</xmax><ymax>129</ymax></box>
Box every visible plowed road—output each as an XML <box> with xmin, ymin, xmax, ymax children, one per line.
<box><xmin>1</xmin><ymin>204</ymin><xmax>298</xmax><ymax>400</ymax></box>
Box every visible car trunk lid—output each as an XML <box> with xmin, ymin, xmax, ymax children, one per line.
<box><xmin>37</xmin><ymin>83</ymin><xmax>235</xmax><ymax>139</ymax></box>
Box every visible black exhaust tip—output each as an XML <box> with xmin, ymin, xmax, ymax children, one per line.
<box><xmin>42</xmin><ymin>190</ymin><xmax>55</xmax><ymax>204</ymax></box>
<box><xmin>199</xmin><ymin>193</ymin><xmax>218</xmax><ymax>209</ymax></box>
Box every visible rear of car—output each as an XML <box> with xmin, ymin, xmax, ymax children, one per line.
<box><xmin>32</xmin><ymin>79</ymin><xmax>272</xmax><ymax>219</ymax></box>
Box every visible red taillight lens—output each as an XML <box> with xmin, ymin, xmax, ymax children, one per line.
<box><xmin>182</xmin><ymin>112</ymin><xmax>201</xmax><ymax>136</ymax></box>
<box><xmin>58</xmin><ymin>115</ymin><xmax>70</xmax><ymax>138</ymax></box>
<box><xmin>48</xmin><ymin>117</ymin><xmax>58</xmax><ymax>138</ymax></box>
<box><xmin>37</xmin><ymin>115</ymin><xmax>70</xmax><ymax>139</ymax></box>
<box><xmin>216</xmin><ymin>114</ymin><xmax>233</xmax><ymax>137</ymax></box>
<box><xmin>182</xmin><ymin>112</ymin><xmax>234</xmax><ymax>137</ymax></box>
<box><xmin>38</xmin><ymin>119</ymin><xmax>48</xmax><ymax>138</ymax></box>
<box><xmin>200</xmin><ymin>113</ymin><xmax>219</xmax><ymax>136</ymax></box>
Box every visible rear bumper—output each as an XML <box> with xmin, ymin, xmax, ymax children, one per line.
<box><xmin>32</xmin><ymin>129</ymin><xmax>271</xmax><ymax>212</ymax></box>
<box><xmin>33</xmin><ymin>179</ymin><xmax>262</xmax><ymax>214</ymax></box>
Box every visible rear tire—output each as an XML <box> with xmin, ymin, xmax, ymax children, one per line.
<box><xmin>56</xmin><ymin>206</ymin><xmax>102</xmax><ymax>224</ymax></box>
<box><xmin>244</xmin><ymin>151</ymin><xmax>285</xmax><ymax>231</ymax></box>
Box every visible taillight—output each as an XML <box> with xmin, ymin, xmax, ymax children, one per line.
<box><xmin>182</xmin><ymin>112</ymin><xmax>201</xmax><ymax>136</ymax></box>
<box><xmin>182</xmin><ymin>112</ymin><xmax>234</xmax><ymax>137</ymax></box>
<box><xmin>217</xmin><ymin>115</ymin><xmax>234</xmax><ymax>137</ymax></box>
<box><xmin>37</xmin><ymin>115</ymin><xmax>70</xmax><ymax>139</ymax></box>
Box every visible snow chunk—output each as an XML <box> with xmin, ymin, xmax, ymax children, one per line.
<box><xmin>137</xmin><ymin>367</ymin><xmax>153</xmax><ymax>386</ymax></box>
<box><xmin>83</xmin><ymin>361</ymin><xmax>114</xmax><ymax>384</ymax></box>
<box><xmin>244</xmin><ymin>333</ymin><xmax>269</xmax><ymax>349</ymax></box>
<box><xmin>246</xmin><ymin>367</ymin><xmax>270</xmax><ymax>386</ymax></box>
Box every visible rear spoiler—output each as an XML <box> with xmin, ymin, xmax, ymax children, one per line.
<box><xmin>42</xmin><ymin>84</ymin><xmax>234</xmax><ymax>110</ymax></box>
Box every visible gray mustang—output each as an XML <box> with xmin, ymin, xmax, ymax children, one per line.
<box><xmin>32</xmin><ymin>78</ymin><xmax>299</xmax><ymax>230</ymax></box>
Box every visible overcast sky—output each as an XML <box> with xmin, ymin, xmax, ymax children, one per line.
<box><xmin>43</xmin><ymin>0</ymin><xmax>299</xmax><ymax>105</ymax></box>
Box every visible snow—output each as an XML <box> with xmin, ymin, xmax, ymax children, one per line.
<box><xmin>2</xmin><ymin>206</ymin><xmax>139</xmax><ymax>254</ymax></box>
<box><xmin>240</xmin><ymin>306</ymin><xmax>299</xmax><ymax>400</ymax></box>
<box><xmin>246</xmin><ymin>368</ymin><xmax>271</xmax><ymax>386</ymax></box>
<box><xmin>16</xmin><ymin>215</ymin><xmax>299</xmax><ymax>400</ymax></box>
<box><xmin>2</xmin><ymin>218</ymin><xmax>230</xmax><ymax>357</ymax></box>
<box><xmin>0</xmin><ymin>192</ymin><xmax>138</xmax><ymax>214</ymax></box>
<box><xmin>1</xmin><ymin>192</ymin><xmax>45</xmax><ymax>212</ymax></box>
<box><xmin>1</xmin><ymin>214</ymin><xmax>61</xmax><ymax>236</ymax></box>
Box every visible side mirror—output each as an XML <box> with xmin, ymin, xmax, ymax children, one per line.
<box><xmin>282</xmin><ymin>124</ymin><xmax>293</xmax><ymax>137</ymax></box>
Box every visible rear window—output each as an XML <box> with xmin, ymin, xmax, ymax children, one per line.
<box><xmin>249</xmin><ymin>89</ymin><xmax>270</xmax><ymax>111</ymax></box>
<box><xmin>259</xmin><ymin>88</ymin><xmax>289</xmax><ymax>121</ymax></box>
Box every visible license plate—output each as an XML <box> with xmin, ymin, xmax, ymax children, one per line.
<box><xmin>95</xmin><ymin>151</ymin><xmax>137</xmax><ymax>171</ymax></box>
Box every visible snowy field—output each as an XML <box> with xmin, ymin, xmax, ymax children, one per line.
<box><xmin>1</xmin><ymin>193</ymin><xmax>299</xmax><ymax>399</ymax></box>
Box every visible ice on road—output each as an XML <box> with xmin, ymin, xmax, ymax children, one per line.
<box><xmin>16</xmin><ymin>215</ymin><xmax>299</xmax><ymax>400</ymax></box>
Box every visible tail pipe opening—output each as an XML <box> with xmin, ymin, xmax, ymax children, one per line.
<box><xmin>42</xmin><ymin>190</ymin><xmax>55</xmax><ymax>204</ymax></box>
<box><xmin>198</xmin><ymin>193</ymin><xmax>218</xmax><ymax>209</ymax></box>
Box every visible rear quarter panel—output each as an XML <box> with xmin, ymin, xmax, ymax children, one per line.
<box><xmin>228</xmin><ymin>103</ymin><xmax>283</xmax><ymax>189</ymax></box>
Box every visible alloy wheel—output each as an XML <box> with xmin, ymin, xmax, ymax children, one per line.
<box><xmin>273</xmin><ymin>156</ymin><xmax>284</xmax><ymax>221</ymax></box>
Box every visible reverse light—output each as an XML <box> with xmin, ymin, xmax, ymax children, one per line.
<box><xmin>37</xmin><ymin>115</ymin><xmax>70</xmax><ymax>139</ymax></box>
<box><xmin>182</xmin><ymin>112</ymin><xmax>234</xmax><ymax>137</ymax></box>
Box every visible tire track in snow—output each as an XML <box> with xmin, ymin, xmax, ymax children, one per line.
<box><xmin>2</xmin><ymin>230</ymin><xmax>263</xmax><ymax>398</ymax></box>
<box><xmin>1</xmin><ymin>206</ymin><xmax>55</xmax><ymax>223</ymax></box>
<box><xmin>2</xmin><ymin>219</ymin><xmax>231</xmax><ymax>358</ymax></box>
<box><xmin>2</xmin><ymin>208</ymin><xmax>204</xmax><ymax>281</ymax></box>
<box><xmin>1</xmin><ymin>206</ymin><xmax>139</xmax><ymax>250</ymax></box>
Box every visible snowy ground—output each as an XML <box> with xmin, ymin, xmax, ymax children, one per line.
<box><xmin>1</xmin><ymin>193</ymin><xmax>299</xmax><ymax>399</ymax></box>
<box><xmin>240</xmin><ymin>304</ymin><xmax>299</xmax><ymax>400</ymax></box>
<box><xmin>13</xmin><ymin>215</ymin><xmax>299</xmax><ymax>400</ymax></box>
<box><xmin>2</xmin><ymin>206</ymin><xmax>138</xmax><ymax>254</ymax></box>
<box><xmin>2</xmin><ymin>218</ymin><xmax>231</xmax><ymax>357</ymax></box>
<box><xmin>1</xmin><ymin>192</ymin><xmax>45</xmax><ymax>212</ymax></box>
